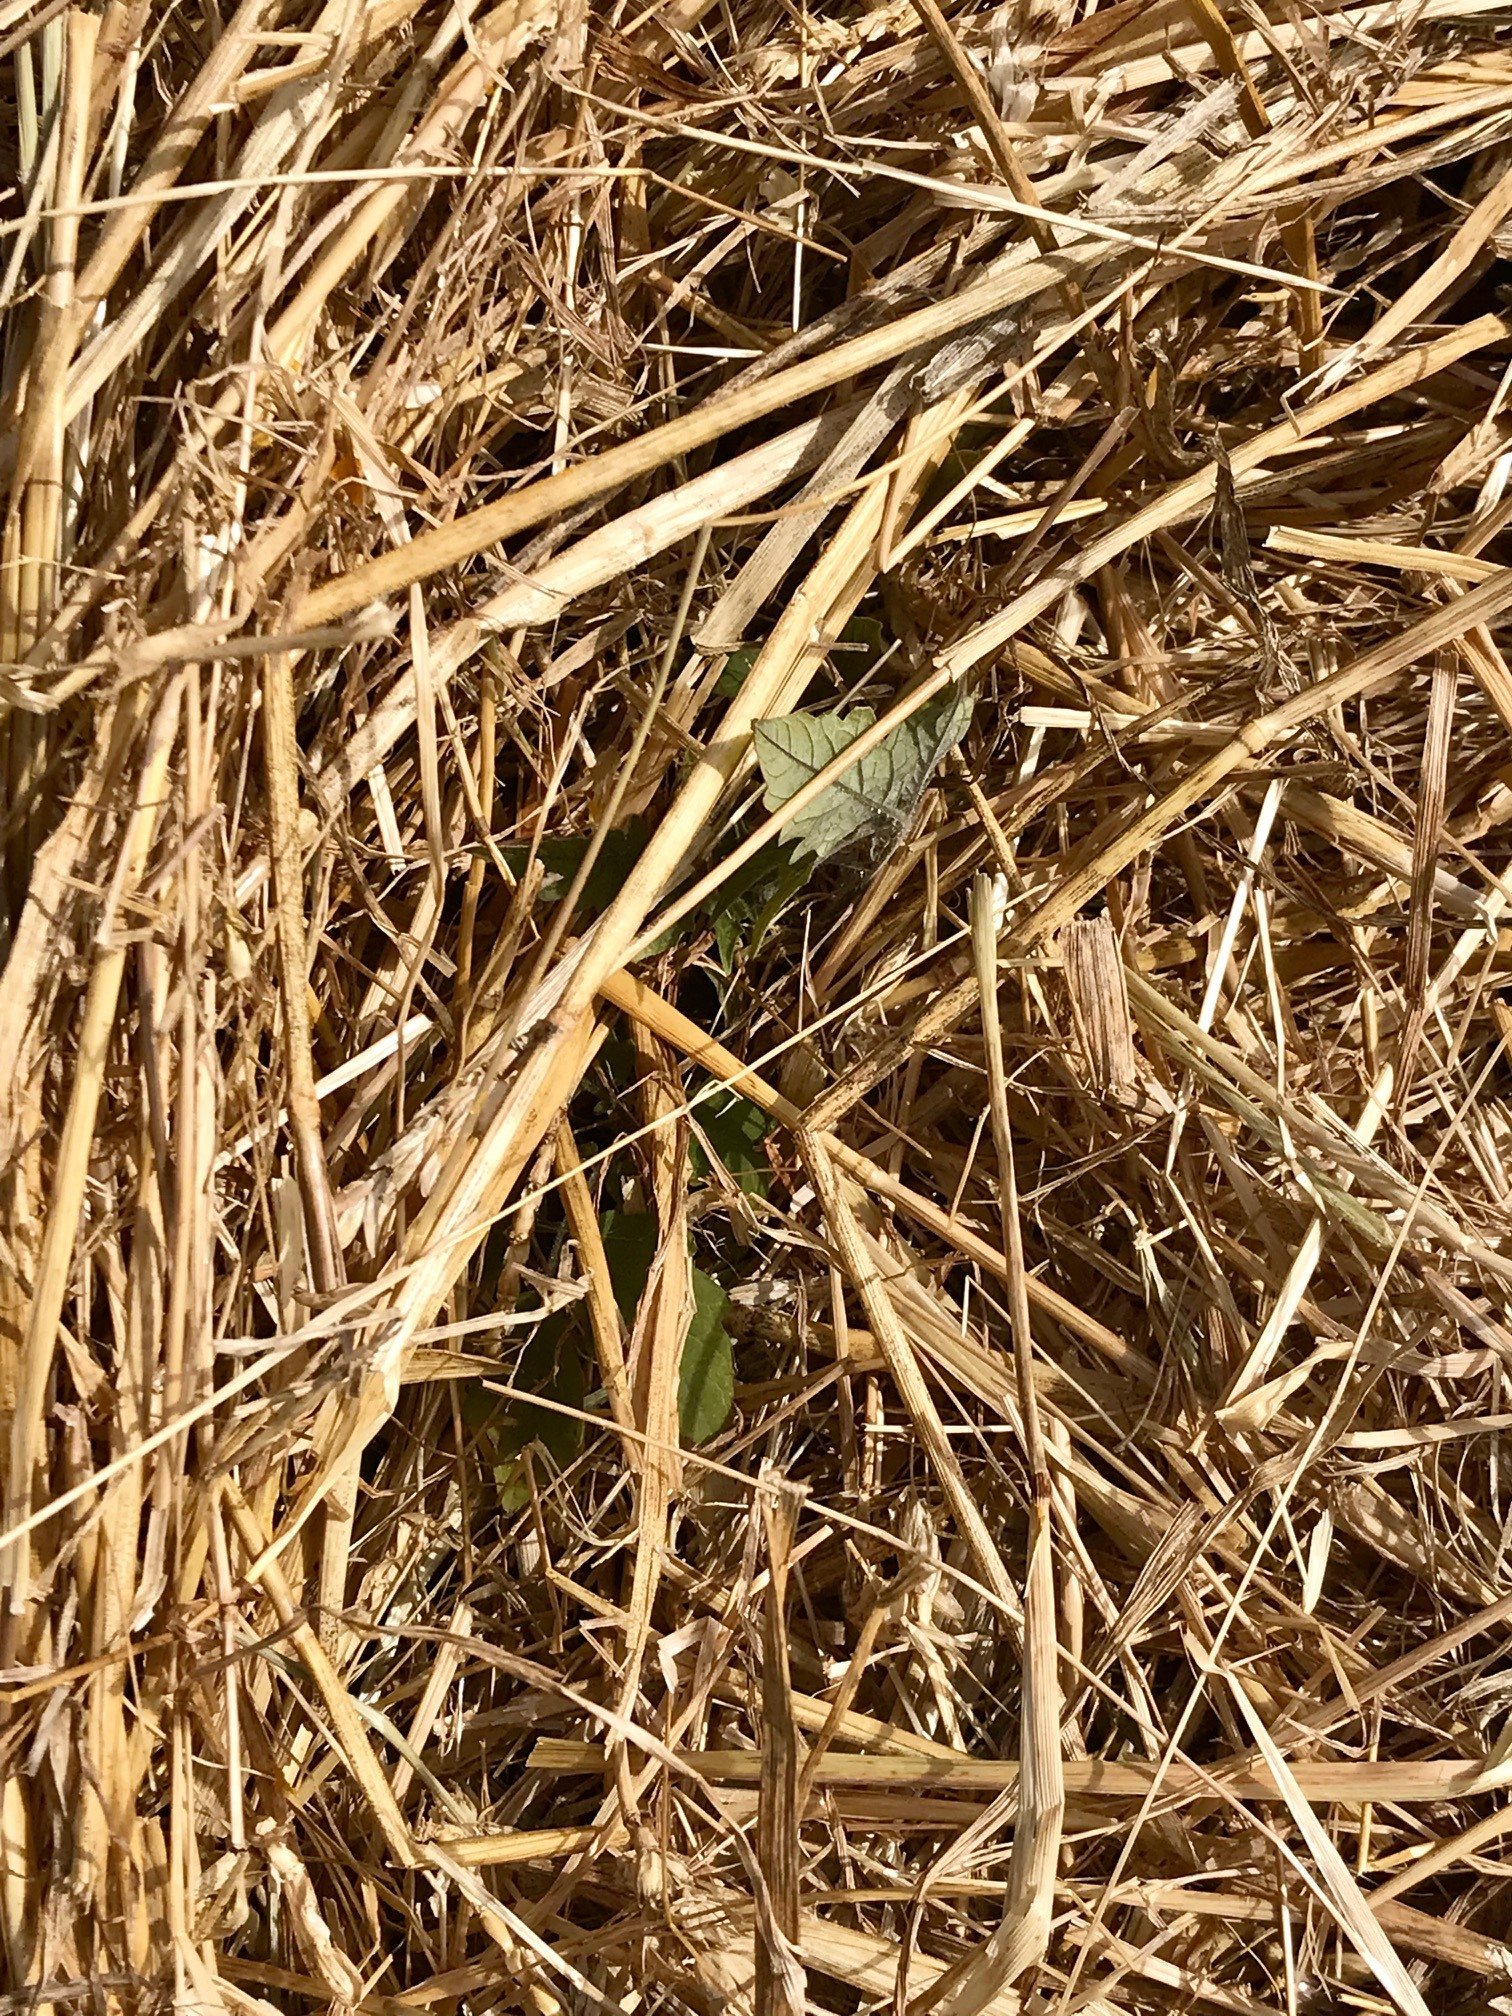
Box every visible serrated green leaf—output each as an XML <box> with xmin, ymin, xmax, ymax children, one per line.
<box><xmin>680</xmin><ymin>1270</ymin><xmax>734</xmax><ymax>1443</ymax></box>
<box><xmin>753</xmin><ymin>685</ymin><xmax>973</xmax><ymax>865</ymax></box>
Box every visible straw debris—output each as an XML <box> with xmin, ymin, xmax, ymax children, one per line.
<box><xmin>4</xmin><ymin>2</ymin><xmax>1512</xmax><ymax>2011</ymax></box>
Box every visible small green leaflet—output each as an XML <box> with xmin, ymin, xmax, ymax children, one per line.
<box><xmin>753</xmin><ymin>685</ymin><xmax>973</xmax><ymax>866</ymax></box>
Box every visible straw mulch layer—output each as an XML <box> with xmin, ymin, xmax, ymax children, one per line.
<box><xmin>4</xmin><ymin>1</ymin><xmax>1512</xmax><ymax>2011</ymax></box>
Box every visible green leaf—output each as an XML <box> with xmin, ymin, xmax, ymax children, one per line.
<box><xmin>705</xmin><ymin>839</ymin><xmax>813</xmax><ymax>972</ymax></box>
<box><xmin>690</xmin><ymin>1090</ymin><xmax>770</xmax><ymax>1197</ymax></box>
<box><xmin>753</xmin><ymin>685</ymin><xmax>973</xmax><ymax>866</ymax></box>
<box><xmin>596</xmin><ymin>1038</ymin><xmax>639</xmax><ymax>1092</ymax></box>
<box><xmin>834</xmin><ymin>614</ymin><xmax>888</xmax><ymax>671</ymax></box>
<box><xmin>713</xmin><ymin>901</ymin><xmax>743</xmax><ymax>975</ymax></box>
<box><xmin>748</xmin><ymin>847</ymin><xmax>815</xmax><ymax>952</ymax></box>
<box><xmin>598</xmin><ymin>1211</ymin><xmax>735</xmax><ymax>1442</ymax></box>
<box><xmin>716</xmin><ymin>647</ymin><xmax>759</xmax><ymax>699</ymax></box>
<box><xmin>680</xmin><ymin>1270</ymin><xmax>734</xmax><ymax>1443</ymax></box>
<box><xmin>598</xmin><ymin>1209</ymin><xmax>658</xmax><ymax>1323</ymax></box>
<box><xmin>459</xmin><ymin>1381</ymin><xmax>505</xmax><ymax>1437</ymax></box>
<box><xmin>501</xmin><ymin>823</ymin><xmax>647</xmax><ymax>917</ymax></box>
<box><xmin>493</xmin><ymin>1315</ymin><xmax>585</xmax><ymax>1508</ymax></box>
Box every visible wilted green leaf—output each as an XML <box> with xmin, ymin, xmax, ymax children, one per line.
<box><xmin>681</xmin><ymin>1269</ymin><xmax>734</xmax><ymax>1442</ymax></box>
<box><xmin>753</xmin><ymin>685</ymin><xmax>973</xmax><ymax>866</ymax></box>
